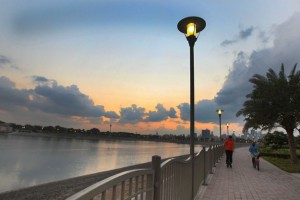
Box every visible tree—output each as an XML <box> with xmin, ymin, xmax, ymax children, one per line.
<box><xmin>236</xmin><ymin>64</ymin><xmax>300</xmax><ymax>164</ymax></box>
<box><xmin>263</xmin><ymin>131</ymin><xmax>288</xmax><ymax>148</ymax></box>
<box><xmin>89</xmin><ymin>128</ymin><xmax>101</xmax><ymax>134</ymax></box>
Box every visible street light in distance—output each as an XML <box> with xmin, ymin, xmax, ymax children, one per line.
<box><xmin>226</xmin><ymin>123</ymin><xmax>230</xmax><ymax>136</ymax></box>
<box><xmin>216</xmin><ymin>109</ymin><xmax>224</xmax><ymax>143</ymax></box>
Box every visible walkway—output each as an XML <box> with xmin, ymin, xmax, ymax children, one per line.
<box><xmin>196</xmin><ymin>146</ymin><xmax>300</xmax><ymax>200</ymax></box>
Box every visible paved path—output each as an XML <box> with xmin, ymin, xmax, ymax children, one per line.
<box><xmin>196</xmin><ymin>147</ymin><xmax>300</xmax><ymax>200</ymax></box>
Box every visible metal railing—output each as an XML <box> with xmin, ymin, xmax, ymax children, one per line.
<box><xmin>66</xmin><ymin>144</ymin><xmax>224</xmax><ymax>200</ymax></box>
<box><xmin>66</xmin><ymin>169</ymin><xmax>153</xmax><ymax>200</ymax></box>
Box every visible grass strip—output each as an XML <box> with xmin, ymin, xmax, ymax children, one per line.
<box><xmin>263</xmin><ymin>156</ymin><xmax>300</xmax><ymax>173</ymax></box>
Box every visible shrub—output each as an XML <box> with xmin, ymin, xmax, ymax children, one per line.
<box><xmin>263</xmin><ymin>131</ymin><xmax>288</xmax><ymax>148</ymax></box>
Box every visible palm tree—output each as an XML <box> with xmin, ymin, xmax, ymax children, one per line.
<box><xmin>237</xmin><ymin>64</ymin><xmax>300</xmax><ymax>164</ymax></box>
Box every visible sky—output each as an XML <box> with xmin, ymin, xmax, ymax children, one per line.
<box><xmin>1</xmin><ymin>0</ymin><xmax>300</xmax><ymax>136</ymax></box>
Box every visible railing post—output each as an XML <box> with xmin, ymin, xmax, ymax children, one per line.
<box><xmin>209</xmin><ymin>145</ymin><xmax>213</xmax><ymax>174</ymax></box>
<box><xmin>152</xmin><ymin>155</ymin><xmax>161</xmax><ymax>200</ymax></box>
<box><xmin>213</xmin><ymin>145</ymin><xmax>216</xmax><ymax>167</ymax></box>
<box><xmin>217</xmin><ymin>145</ymin><xmax>219</xmax><ymax>159</ymax></box>
<box><xmin>202</xmin><ymin>146</ymin><xmax>207</xmax><ymax>185</ymax></box>
<box><xmin>218</xmin><ymin>145</ymin><xmax>221</xmax><ymax>160</ymax></box>
<box><xmin>217</xmin><ymin>145</ymin><xmax>220</xmax><ymax>162</ymax></box>
<box><xmin>220</xmin><ymin>144</ymin><xmax>224</xmax><ymax>159</ymax></box>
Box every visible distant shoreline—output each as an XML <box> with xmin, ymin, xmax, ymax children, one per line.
<box><xmin>6</xmin><ymin>131</ymin><xmax>205</xmax><ymax>145</ymax></box>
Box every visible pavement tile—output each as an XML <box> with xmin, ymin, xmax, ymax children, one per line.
<box><xmin>196</xmin><ymin>146</ymin><xmax>300</xmax><ymax>200</ymax></box>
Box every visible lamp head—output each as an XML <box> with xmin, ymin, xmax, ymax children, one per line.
<box><xmin>216</xmin><ymin>109</ymin><xmax>223</xmax><ymax>116</ymax></box>
<box><xmin>177</xmin><ymin>16</ymin><xmax>206</xmax><ymax>47</ymax></box>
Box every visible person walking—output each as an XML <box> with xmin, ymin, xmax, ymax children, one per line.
<box><xmin>224</xmin><ymin>135</ymin><xmax>234</xmax><ymax>168</ymax></box>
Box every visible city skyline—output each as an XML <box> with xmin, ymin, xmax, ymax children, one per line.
<box><xmin>1</xmin><ymin>0</ymin><xmax>300</xmax><ymax>135</ymax></box>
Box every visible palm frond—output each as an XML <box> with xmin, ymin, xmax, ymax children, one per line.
<box><xmin>278</xmin><ymin>64</ymin><xmax>286</xmax><ymax>81</ymax></box>
<box><xmin>289</xmin><ymin>63</ymin><xmax>297</xmax><ymax>77</ymax></box>
<box><xmin>238</xmin><ymin>64</ymin><xmax>300</xmax><ymax>132</ymax></box>
<box><xmin>266</xmin><ymin>68</ymin><xmax>278</xmax><ymax>82</ymax></box>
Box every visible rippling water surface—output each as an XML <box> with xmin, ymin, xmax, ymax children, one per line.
<box><xmin>0</xmin><ymin>134</ymin><xmax>200</xmax><ymax>193</ymax></box>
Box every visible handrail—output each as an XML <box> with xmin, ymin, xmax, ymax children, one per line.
<box><xmin>160</xmin><ymin>154</ymin><xmax>192</xmax><ymax>168</ymax></box>
<box><xmin>66</xmin><ymin>169</ymin><xmax>153</xmax><ymax>200</ymax></box>
<box><xmin>159</xmin><ymin>153</ymin><xmax>194</xmax><ymax>200</ymax></box>
<box><xmin>67</xmin><ymin>144</ymin><xmax>224</xmax><ymax>200</ymax></box>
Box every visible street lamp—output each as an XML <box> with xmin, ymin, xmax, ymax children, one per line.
<box><xmin>178</xmin><ymin>16</ymin><xmax>206</xmax><ymax>197</ymax></box>
<box><xmin>226</xmin><ymin>123</ymin><xmax>230</xmax><ymax>136</ymax></box>
<box><xmin>216</xmin><ymin>109</ymin><xmax>223</xmax><ymax>143</ymax></box>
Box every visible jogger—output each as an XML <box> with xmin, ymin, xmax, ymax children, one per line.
<box><xmin>224</xmin><ymin>135</ymin><xmax>234</xmax><ymax>168</ymax></box>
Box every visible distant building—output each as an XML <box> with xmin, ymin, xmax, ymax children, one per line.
<box><xmin>0</xmin><ymin>123</ymin><xmax>13</xmax><ymax>133</ymax></box>
<box><xmin>19</xmin><ymin>126</ymin><xmax>32</xmax><ymax>133</ymax></box>
<box><xmin>210</xmin><ymin>131</ymin><xmax>214</xmax><ymax>139</ymax></box>
<box><xmin>202</xmin><ymin>129</ymin><xmax>211</xmax><ymax>140</ymax></box>
<box><xmin>243</xmin><ymin>129</ymin><xmax>263</xmax><ymax>141</ymax></box>
<box><xmin>232</xmin><ymin>132</ymin><xmax>237</xmax><ymax>139</ymax></box>
<box><xmin>221</xmin><ymin>134</ymin><xmax>227</xmax><ymax>140</ymax></box>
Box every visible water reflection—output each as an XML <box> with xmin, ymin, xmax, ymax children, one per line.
<box><xmin>0</xmin><ymin>135</ymin><xmax>200</xmax><ymax>193</ymax></box>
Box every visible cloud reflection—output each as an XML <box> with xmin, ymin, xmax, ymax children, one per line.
<box><xmin>0</xmin><ymin>135</ymin><xmax>191</xmax><ymax>192</ymax></box>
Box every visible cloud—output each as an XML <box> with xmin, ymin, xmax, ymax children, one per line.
<box><xmin>32</xmin><ymin>76</ymin><xmax>50</xmax><ymax>83</ymax></box>
<box><xmin>117</xmin><ymin>103</ymin><xmax>177</xmax><ymax>124</ymax></box>
<box><xmin>178</xmin><ymin>100</ymin><xmax>218</xmax><ymax>123</ymax></box>
<box><xmin>0</xmin><ymin>55</ymin><xmax>18</xmax><ymax>70</ymax></box>
<box><xmin>0</xmin><ymin>76</ymin><xmax>31</xmax><ymax>111</ymax></box>
<box><xmin>180</xmin><ymin>12</ymin><xmax>300</xmax><ymax>127</ymax></box>
<box><xmin>168</xmin><ymin>107</ymin><xmax>177</xmax><ymax>118</ymax></box>
<box><xmin>239</xmin><ymin>26</ymin><xmax>254</xmax><ymax>39</ymax></box>
<box><xmin>145</xmin><ymin>104</ymin><xmax>177</xmax><ymax>122</ymax></box>
<box><xmin>119</xmin><ymin>104</ymin><xmax>145</xmax><ymax>124</ymax></box>
<box><xmin>33</xmin><ymin>79</ymin><xmax>119</xmax><ymax>118</ymax></box>
<box><xmin>258</xmin><ymin>31</ymin><xmax>271</xmax><ymax>43</ymax></box>
<box><xmin>0</xmin><ymin>76</ymin><xmax>15</xmax><ymax>88</ymax></box>
<box><xmin>3</xmin><ymin>12</ymin><xmax>300</xmax><ymax>134</ymax></box>
<box><xmin>221</xmin><ymin>39</ymin><xmax>237</xmax><ymax>47</ymax></box>
<box><xmin>1</xmin><ymin>75</ymin><xmax>177</xmax><ymax>127</ymax></box>
<box><xmin>0</xmin><ymin>76</ymin><xmax>119</xmax><ymax>124</ymax></box>
<box><xmin>177</xmin><ymin>103</ymin><xmax>189</xmax><ymax>121</ymax></box>
<box><xmin>221</xmin><ymin>26</ymin><xmax>254</xmax><ymax>47</ymax></box>
<box><xmin>85</xmin><ymin>117</ymin><xmax>104</xmax><ymax>125</ymax></box>
<box><xmin>0</xmin><ymin>55</ymin><xmax>11</xmax><ymax>65</ymax></box>
<box><xmin>104</xmin><ymin>111</ymin><xmax>119</xmax><ymax>119</ymax></box>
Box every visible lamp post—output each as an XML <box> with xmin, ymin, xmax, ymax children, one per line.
<box><xmin>178</xmin><ymin>16</ymin><xmax>206</xmax><ymax>197</ymax></box>
<box><xmin>216</xmin><ymin>109</ymin><xmax>223</xmax><ymax>143</ymax></box>
<box><xmin>226</xmin><ymin>123</ymin><xmax>229</xmax><ymax>136</ymax></box>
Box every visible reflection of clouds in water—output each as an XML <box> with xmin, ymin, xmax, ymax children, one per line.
<box><xmin>80</xmin><ymin>139</ymin><xmax>123</xmax><ymax>175</ymax></box>
<box><xmin>0</xmin><ymin>162</ymin><xmax>25</xmax><ymax>192</ymax></box>
<box><xmin>0</xmin><ymin>136</ymin><xmax>102</xmax><ymax>192</ymax></box>
<box><xmin>0</xmin><ymin>136</ymin><xmax>192</xmax><ymax>192</ymax></box>
<box><xmin>95</xmin><ymin>140</ymin><xmax>194</xmax><ymax>168</ymax></box>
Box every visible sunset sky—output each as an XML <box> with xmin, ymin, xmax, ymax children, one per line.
<box><xmin>1</xmin><ymin>0</ymin><xmax>300</xmax><ymax>136</ymax></box>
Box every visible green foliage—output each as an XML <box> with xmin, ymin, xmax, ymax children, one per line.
<box><xmin>237</xmin><ymin>64</ymin><xmax>300</xmax><ymax>132</ymax></box>
<box><xmin>296</xmin><ymin>136</ymin><xmax>300</xmax><ymax>145</ymax></box>
<box><xmin>260</xmin><ymin>146</ymin><xmax>273</xmax><ymax>153</ymax></box>
<box><xmin>236</xmin><ymin>64</ymin><xmax>300</xmax><ymax>163</ymax></box>
<box><xmin>263</xmin><ymin>131</ymin><xmax>288</xmax><ymax>149</ymax></box>
<box><xmin>263</xmin><ymin>156</ymin><xmax>300</xmax><ymax>173</ymax></box>
<box><xmin>260</xmin><ymin>146</ymin><xmax>300</xmax><ymax>154</ymax></box>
